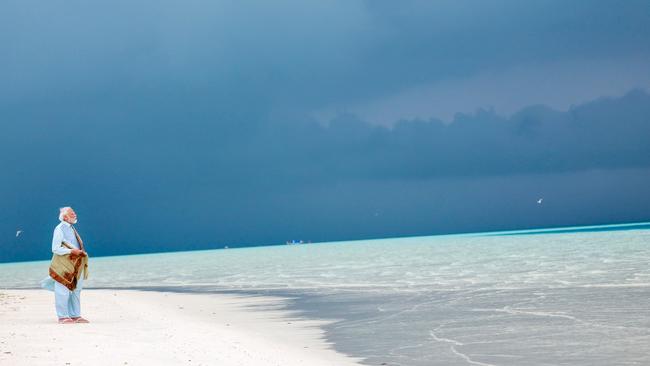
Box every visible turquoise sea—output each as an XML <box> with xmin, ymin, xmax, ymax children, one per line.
<box><xmin>2</xmin><ymin>222</ymin><xmax>649</xmax><ymax>365</ymax></box>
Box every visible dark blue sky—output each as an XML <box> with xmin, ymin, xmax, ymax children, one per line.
<box><xmin>1</xmin><ymin>1</ymin><xmax>649</xmax><ymax>263</ymax></box>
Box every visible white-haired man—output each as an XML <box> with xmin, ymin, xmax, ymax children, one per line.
<box><xmin>51</xmin><ymin>207</ymin><xmax>90</xmax><ymax>324</ymax></box>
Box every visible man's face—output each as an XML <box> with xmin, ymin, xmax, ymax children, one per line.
<box><xmin>64</xmin><ymin>209</ymin><xmax>78</xmax><ymax>224</ymax></box>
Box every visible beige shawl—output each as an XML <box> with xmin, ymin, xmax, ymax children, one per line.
<box><xmin>49</xmin><ymin>228</ymin><xmax>89</xmax><ymax>291</ymax></box>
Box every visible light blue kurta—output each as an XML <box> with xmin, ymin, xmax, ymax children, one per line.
<box><xmin>51</xmin><ymin>221</ymin><xmax>82</xmax><ymax>255</ymax></box>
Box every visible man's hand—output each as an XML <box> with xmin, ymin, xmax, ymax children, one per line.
<box><xmin>71</xmin><ymin>249</ymin><xmax>83</xmax><ymax>256</ymax></box>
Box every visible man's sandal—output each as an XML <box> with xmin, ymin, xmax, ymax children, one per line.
<box><xmin>71</xmin><ymin>317</ymin><xmax>90</xmax><ymax>323</ymax></box>
<box><xmin>58</xmin><ymin>318</ymin><xmax>75</xmax><ymax>324</ymax></box>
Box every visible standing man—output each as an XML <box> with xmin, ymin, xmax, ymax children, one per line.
<box><xmin>51</xmin><ymin>206</ymin><xmax>90</xmax><ymax>324</ymax></box>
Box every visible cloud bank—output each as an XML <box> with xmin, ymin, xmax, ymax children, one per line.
<box><xmin>1</xmin><ymin>90</ymin><xmax>649</xmax><ymax>262</ymax></box>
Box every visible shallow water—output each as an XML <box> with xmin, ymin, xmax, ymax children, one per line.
<box><xmin>2</xmin><ymin>224</ymin><xmax>649</xmax><ymax>365</ymax></box>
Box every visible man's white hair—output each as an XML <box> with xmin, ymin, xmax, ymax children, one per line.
<box><xmin>59</xmin><ymin>207</ymin><xmax>73</xmax><ymax>221</ymax></box>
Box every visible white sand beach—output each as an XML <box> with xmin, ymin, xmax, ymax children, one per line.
<box><xmin>0</xmin><ymin>289</ymin><xmax>363</xmax><ymax>366</ymax></box>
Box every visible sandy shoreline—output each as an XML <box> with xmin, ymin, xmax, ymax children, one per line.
<box><xmin>0</xmin><ymin>289</ymin><xmax>363</xmax><ymax>366</ymax></box>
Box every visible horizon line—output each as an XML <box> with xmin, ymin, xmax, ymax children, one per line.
<box><xmin>2</xmin><ymin>220</ymin><xmax>649</xmax><ymax>266</ymax></box>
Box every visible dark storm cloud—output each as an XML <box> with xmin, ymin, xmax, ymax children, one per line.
<box><xmin>1</xmin><ymin>1</ymin><xmax>649</xmax><ymax>263</ymax></box>
<box><xmin>1</xmin><ymin>90</ymin><xmax>649</xmax><ymax>262</ymax></box>
<box><xmin>1</xmin><ymin>1</ymin><xmax>649</xmax><ymax>107</ymax></box>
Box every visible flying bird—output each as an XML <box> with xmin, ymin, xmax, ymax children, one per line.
<box><xmin>16</xmin><ymin>230</ymin><xmax>22</xmax><ymax>237</ymax></box>
<box><xmin>537</xmin><ymin>198</ymin><xmax>543</xmax><ymax>204</ymax></box>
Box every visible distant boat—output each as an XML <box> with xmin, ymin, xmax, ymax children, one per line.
<box><xmin>286</xmin><ymin>240</ymin><xmax>305</xmax><ymax>245</ymax></box>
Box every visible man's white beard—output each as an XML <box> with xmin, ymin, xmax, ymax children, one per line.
<box><xmin>71</xmin><ymin>218</ymin><xmax>78</xmax><ymax>224</ymax></box>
